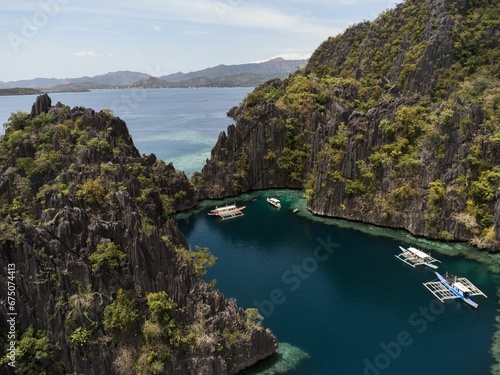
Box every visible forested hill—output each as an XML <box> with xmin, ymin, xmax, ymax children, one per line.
<box><xmin>199</xmin><ymin>0</ymin><xmax>500</xmax><ymax>250</ymax></box>
<box><xmin>0</xmin><ymin>95</ymin><xmax>277</xmax><ymax>374</ymax></box>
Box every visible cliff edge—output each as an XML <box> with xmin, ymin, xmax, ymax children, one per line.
<box><xmin>199</xmin><ymin>0</ymin><xmax>500</xmax><ymax>250</ymax></box>
<box><xmin>0</xmin><ymin>95</ymin><xmax>277</xmax><ymax>374</ymax></box>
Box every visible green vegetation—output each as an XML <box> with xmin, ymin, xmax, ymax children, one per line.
<box><xmin>345</xmin><ymin>179</ymin><xmax>367</xmax><ymax>196</ymax></box>
<box><xmin>233</xmin><ymin>150</ymin><xmax>250</xmax><ymax>185</ymax></box>
<box><xmin>146</xmin><ymin>291</ymin><xmax>177</xmax><ymax>327</ymax></box>
<box><xmin>89</xmin><ymin>242</ymin><xmax>127</xmax><ymax>272</ymax></box>
<box><xmin>68</xmin><ymin>326</ymin><xmax>93</xmax><ymax>347</ymax></box>
<box><xmin>276</xmin><ymin>118</ymin><xmax>312</xmax><ymax>182</ymax></box>
<box><xmin>141</xmin><ymin>218</ymin><xmax>155</xmax><ymax>237</ymax></box>
<box><xmin>244</xmin><ymin>308</ymin><xmax>264</xmax><ymax>329</ymax></box>
<box><xmin>190</xmin><ymin>245</ymin><xmax>217</xmax><ymax>276</ymax></box>
<box><xmin>88</xmin><ymin>137</ymin><xmax>112</xmax><ymax>158</ymax></box>
<box><xmin>220</xmin><ymin>327</ymin><xmax>247</xmax><ymax>349</ymax></box>
<box><xmin>76</xmin><ymin>178</ymin><xmax>106</xmax><ymax>205</ymax></box>
<box><xmin>0</xmin><ymin>87</ymin><xmax>44</xmax><ymax>96</ymax></box>
<box><xmin>0</xmin><ymin>90</ymin><xmax>266</xmax><ymax>375</ymax></box>
<box><xmin>6</xmin><ymin>326</ymin><xmax>59</xmax><ymax>375</ymax></box>
<box><xmin>0</xmin><ymin>106</ymin><xmax>130</xmax><ymax>231</ymax></box>
<box><xmin>175</xmin><ymin>245</ymin><xmax>217</xmax><ymax>276</ymax></box>
<box><xmin>217</xmin><ymin>308</ymin><xmax>264</xmax><ymax>350</ymax></box>
<box><xmin>470</xmin><ymin>168</ymin><xmax>500</xmax><ymax>203</ymax></box>
<box><xmin>65</xmin><ymin>286</ymin><xmax>103</xmax><ymax>328</ymax></box>
<box><xmin>0</xmin><ymin>220</ymin><xmax>22</xmax><ymax>244</ymax></box>
<box><xmin>227</xmin><ymin>0</ymin><xmax>499</xmax><ymax>249</ymax></box>
<box><xmin>132</xmin><ymin>291</ymin><xmax>198</xmax><ymax>373</ymax></box>
<box><xmin>103</xmin><ymin>289</ymin><xmax>139</xmax><ymax>338</ymax></box>
<box><xmin>390</xmin><ymin>183</ymin><xmax>418</xmax><ymax>206</ymax></box>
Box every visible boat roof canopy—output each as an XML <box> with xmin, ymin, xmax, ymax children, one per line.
<box><xmin>408</xmin><ymin>247</ymin><xmax>430</xmax><ymax>259</ymax></box>
<box><xmin>215</xmin><ymin>205</ymin><xmax>237</xmax><ymax>212</ymax></box>
<box><xmin>453</xmin><ymin>282</ymin><xmax>471</xmax><ymax>293</ymax></box>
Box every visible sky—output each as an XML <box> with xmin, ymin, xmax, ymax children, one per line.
<box><xmin>1</xmin><ymin>0</ymin><xmax>401</xmax><ymax>82</ymax></box>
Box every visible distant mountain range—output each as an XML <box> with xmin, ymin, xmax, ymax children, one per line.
<box><xmin>0</xmin><ymin>58</ymin><xmax>307</xmax><ymax>93</ymax></box>
<box><xmin>159</xmin><ymin>58</ymin><xmax>306</xmax><ymax>81</ymax></box>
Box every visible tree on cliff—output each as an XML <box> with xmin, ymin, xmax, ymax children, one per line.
<box><xmin>0</xmin><ymin>95</ymin><xmax>277</xmax><ymax>374</ymax></box>
<box><xmin>199</xmin><ymin>0</ymin><xmax>500</xmax><ymax>251</ymax></box>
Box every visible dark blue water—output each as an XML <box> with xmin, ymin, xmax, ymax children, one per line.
<box><xmin>0</xmin><ymin>88</ymin><xmax>252</xmax><ymax>173</ymax></box>
<box><xmin>178</xmin><ymin>191</ymin><xmax>499</xmax><ymax>375</ymax></box>
<box><xmin>3</xmin><ymin>89</ymin><xmax>499</xmax><ymax>374</ymax></box>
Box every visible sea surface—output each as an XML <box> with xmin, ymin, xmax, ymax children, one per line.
<box><xmin>1</xmin><ymin>89</ymin><xmax>499</xmax><ymax>374</ymax></box>
<box><xmin>0</xmin><ymin>88</ymin><xmax>253</xmax><ymax>174</ymax></box>
<box><xmin>178</xmin><ymin>193</ymin><xmax>499</xmax><ymax>375</ymax></box>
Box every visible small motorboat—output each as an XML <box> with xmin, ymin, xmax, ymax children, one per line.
<box><xmin>267</xmin><ymin>197</ymin><xmax>281</xmax><ymax>208</ymax></box>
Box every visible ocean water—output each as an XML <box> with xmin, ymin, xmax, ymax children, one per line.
<box><xmin>2</xmin><ymin>89</ymin><xmax>499</xmax><ymax>374</ymax></box>
<box><xmin>177</xmin><ymin>192</ymin><xmax>500</xmax><ymax>375</ymax></box>
<box><xmin>0</xmin><ymin>88</ymin><xmax>253</xmax><ymax>174</ymax></box>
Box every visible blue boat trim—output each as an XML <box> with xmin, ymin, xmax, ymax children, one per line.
<box><xmin>423</xmin><ymin>271</ymin><xmax>487</xmax><ymax>309</ymax></box>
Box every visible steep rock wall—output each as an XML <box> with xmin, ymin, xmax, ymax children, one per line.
<box><xmin>200</xmin><ymin>0</ymin><xmax>500</xmax><ymax>250</ymax></box>
<box><xmin>0</xmin><ymin>95</ymin><xmax>277</xmax><ymax>374</ymax></box>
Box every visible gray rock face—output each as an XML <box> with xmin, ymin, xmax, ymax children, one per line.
<box><xmin>199</xmin><ymin>0</ymin><xmax>499</xmax><ymax>250</ymax></box>
<box><xmin>0</xmin><ymin>96</ymin><xmax>277</xmax><ymax>374</ymax></box>
<box><xmin>29</xmin><ymin>93</ymin><xmax>51</xmax><ymax>118</ymax></box>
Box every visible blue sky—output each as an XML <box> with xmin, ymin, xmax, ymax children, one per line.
<box><xmin>1</xmin><ymin>0</ymin><xmax>400</xmax><ymax>82</ymax></box>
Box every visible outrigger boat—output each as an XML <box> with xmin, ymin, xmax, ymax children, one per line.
<box><xmin>267</xmin><ymin>197</ymin><xmax>281</xmax><ymax>208</ymax></box>
<box><xmin>395</xmin><ymin>246</ymin><xmax>440</xmax><ymax>269</ymax></box>
<box><xmin>208</xmin><ymin>204</ymin><xmax>245</xmax><ymax>220</ymax></box>
<box><xmin>423</xmin><ymin>271</ymin><xmax>487</xmax><ymax>308</ymax></box>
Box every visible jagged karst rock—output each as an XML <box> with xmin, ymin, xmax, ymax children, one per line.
<box><xmin>29</xmin><ymin>93</ymin><xmax>51</xmax><ymax>119</ymax></box>
<box><xmin>0</xmin><ymin>96</ymin><xmax>277</xmax><ymax>374</ymax></box>
<box><xmin>199</xmin><ymin>0</ymin><xmax>499</xmax><ymax>250</ymax></box>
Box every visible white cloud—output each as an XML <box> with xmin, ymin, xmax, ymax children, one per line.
<box><xmin>275</xmin><ymin>52</ymin><xmax>312</xmax><ymax>60</ymax></box>
<box><xmin>1</xmin><ymin>0</ymin><xmax>404</xmax><ymax>81</ymax></box>
<box><xmin>216</xmin><ymin>5</ymin><xmax>327</xmax><ymax>35</ymax></box>
<box><xmin>62</xmin><ymin>0</ymin><xmax>337</xmax><ymax>39</ymax></box>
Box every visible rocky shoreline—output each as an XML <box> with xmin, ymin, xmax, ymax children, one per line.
<box><xmin>0</xmin><ymin>94</ymin><xmax>277</xmax><ymax>374</ymax></box>
<box><xmin>198</xmin><ymin>0</ymin><xmax>499</xmax><ymax>251</ymax></box>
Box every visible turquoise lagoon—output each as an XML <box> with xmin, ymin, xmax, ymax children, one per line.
<box><xmin>177</xmin><ymin>191</ymin><xmax>499</xmax><ymax>375</ymax></box>
<box><xmin>1</xmin><ymin>88</ymin><xmax>499</xmax><ymax>374</ymax></box>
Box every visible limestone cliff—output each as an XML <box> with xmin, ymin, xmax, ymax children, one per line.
<box><xmin>0</xmin><ymin>95</ymin><xmax>277</xmax><ymax>374</ymax></box>
<box><xmin>199</xmin><ymin>0</ymin><xmax>500</xmax><ymax>250</ymax></box>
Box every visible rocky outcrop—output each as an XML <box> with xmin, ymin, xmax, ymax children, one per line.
<box><xmin>200</xmin><ymin>0</ymin><xmax>500</xmax><ymax>250</ymax></box>
<box><xmin>0</xmin><ymin>96</ymin><xmax>277</xmax><ymax>374</ymax></box>
<box><xmin>29</xmin><ymin>93</ymin><xmax>51</xmax><ymax>118</ymax></box>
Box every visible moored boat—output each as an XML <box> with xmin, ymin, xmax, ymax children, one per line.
<box><xmin>423</xmin><ymin>271</ymin><xmax>487</xmax><ymax>308</ymax></box>
<box><xmin>395</xmin><ymin>245</ymin><xmax>440</xmax><ymax>269</ymax></box>
<box><xmin>267</xmin><ymin>197</ymin><xmax>281</xmax><ymax>208</ymax></box>
<box><xmin>208</xmin><ymin>204</ymin><xmax>246</xmax><ymax>219</ymax></box>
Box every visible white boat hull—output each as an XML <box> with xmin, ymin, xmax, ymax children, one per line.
<box><xmin>267</xmin><ymin>198</ymin><xmax>281</xmax><ymax>208</ymax></box>
<box><xmin>424</xmin><ymin>272</ymin><xmax>486</xmax><ymax>308</ymax></box>
<box><xmin>396</xmin><ymin>246</ymin><xmax>440</xmax><ymax>269</ymax></box>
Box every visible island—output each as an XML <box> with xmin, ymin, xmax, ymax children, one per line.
<box><xmin>0</xmin><ymin>94</ymin><xmax>277</xmax><ymax>374</ymax></box>
<box><xmin>198</xmin><ymin>0</ymin><xmax>499</xmax><ymax>251</ymax></box>
<box><xmin>0</xmin><ymin>88</ymin><xmax>44</xmax><ymax>96</ymax></box>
